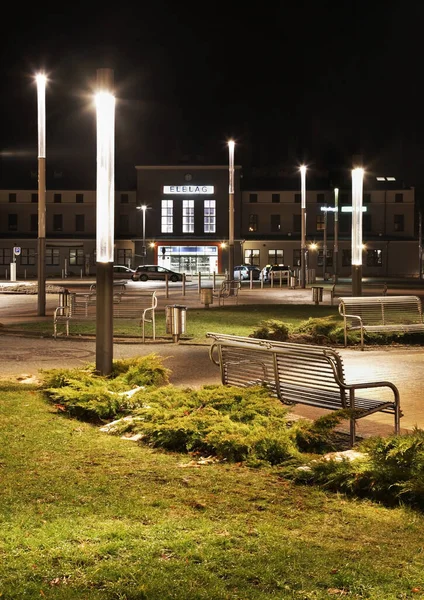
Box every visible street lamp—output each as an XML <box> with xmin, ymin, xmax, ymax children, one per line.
<box><xmin>36</xmin><ymin>73</ymin><xmax>47</xmax><ymax>316</ymax></box>
<box><xmin>95</xmin><ymin>68</ymin><xmax>115</xmax><ymax>376</ymax></box>
<box><xmin>137</xmin><ymin>205</ymin><xmax>147</xmax><ymax>264</ymax></box>
<box><xmin>352</xmin><ymin>167</ymin><xmax>364</xmax><ymax>296</ymax></box>
<box><xmin>228</xmin><ymin>140</ymin><xmax>235</xmax><ymax>284</ymax></box>
<box><xmin>300</xmin><ymin>165</ymin><xmax>307</xmax><ymax>288</ymax></box>
<box><xmin>334</xmin><ymin>187</ymin><xmax>339</xmax><ymax>283</ymax></box>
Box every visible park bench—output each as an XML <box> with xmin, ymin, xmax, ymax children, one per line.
<box><xmin>53</xmin><ymin>290</ymin><xmax>157</xmax><ymax>342</ymax></box>
<box><xmin>338</xmin><ymin>295</ymin><xmax>424</xmax><ymax>350</ymax></box>
<box><xmin>206</xmin><ymin>332</ymin><xmax>401</xmax><ymax>446</ymax></box>
<box><xmin>330</xmin><ymin>281</ymin><xmax>387</xmax><ymax>305</ymax></box>
<box><xmin>213</xmin><ymin>280</ymin><xmax>241</xmax><ymax>306</ymax></box>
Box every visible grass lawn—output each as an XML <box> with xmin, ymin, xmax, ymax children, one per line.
<box><xmin>2</xmin><ymin>377</ymin><xmax>424</xmax><ymax>599</ymax></box>
<box><xmin>5</xmin><ymin>303</ymin><xmax>341</xmax><ymax>344</ymax></box>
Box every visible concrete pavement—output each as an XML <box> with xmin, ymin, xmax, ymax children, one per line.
<box><xmin>1</xmin><ymin>277</ymin><xmax>424</xmax><ymax>440</ymax></box>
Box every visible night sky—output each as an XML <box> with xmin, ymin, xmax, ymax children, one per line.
<box><xmin>1</xmin><ymin>1</ymin><xmax>423</xmax><ymax>190</ymax></box>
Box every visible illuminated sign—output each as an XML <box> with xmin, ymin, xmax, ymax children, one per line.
<box><xmin>163</xmin><ymin>185</ymin><xmax>214</xmax><ymax>194</ymax></box>
<box><xmin>341</xmin><ymin>206</ymin><xmax>367</xmax><ymax>212</ymax></box>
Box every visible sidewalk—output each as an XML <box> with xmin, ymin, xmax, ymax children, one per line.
<box><xmin>1</xmin><ymin>278</ymin><xmax>424</xmax><ymax>440</ymax></box>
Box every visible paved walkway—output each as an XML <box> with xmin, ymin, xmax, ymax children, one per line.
<box><xmin>1</xmin><ymin>278</ymin><xmax>424</xmax><ymax>440</ymax></box>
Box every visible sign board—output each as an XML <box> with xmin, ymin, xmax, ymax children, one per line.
<box><xmin>13</xmin><ymin>247</ymin><xmax>21</xmax><ymax>256</ymax></box>
<box><xmin>163</xmin><ymin>185</ymin><xmax>214</xmax><ymax>194</ymax></box>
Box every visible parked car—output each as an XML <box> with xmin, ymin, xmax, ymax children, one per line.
<box><xmin>261</xmin><ymin>264</ymin><xmax>291</xmax><ymax>283</ymax></box>
<box><xmin>234</xmin><ymin>265</ymin><xmax>249</xmax><ymax>280</ymax></box>
<box><xmin>113</xmin><ymin>265</ymin><xmax>136</xmax><ymax>279</ymax></box>
<box><xmin>132</xmin><ymin>265</ymin><xmax>183</xmax><ymax>282</ymax></box>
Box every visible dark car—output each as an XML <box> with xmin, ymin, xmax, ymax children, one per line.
<box><xmin>113</xmin><ymin>265</ymin><xmax>136</xmax><ymax>279</ymax></box>
<box><xmin>261</xmin><ymin>264</ymin><xmax>291</xmax><ymax>283</ymax></box>
<box><xmin>132</xmin><ymin>265</ymin><xmax>183</xmax><ymax>282</ymax></box>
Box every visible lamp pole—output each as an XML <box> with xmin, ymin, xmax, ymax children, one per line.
<box><xmin>36</xmin><ymin>74</ymin><xmax>46</xmax><ymax>316</ymax></box>
<box><xmin>95</xmin><ymin>68</ymin><xmax>115</xmax><ymax>376</ymax></box>
<box><xmin>228</xmin><ymin>140</ymin><xmax>235</xmax><ymax>284</ymax></box>
<box><xmin>334</xmin><ymin>187</ymin><xmax>339</xmax><ymax>283</ymax></box>
<box><xmin>300</xmin><ymin>165</ymin><xmax>307</xmax><ymax>288</ymax></box>
<box><xmin>323</xmin><ymin>203</ymin><xmax>327</xmax><ymax>280</ymax></box>
<box><xmin>137</xmin><ymin>205</ymin><xmax>147</xmax><ymax>264</ymax></box>
<box><xmin>351</xmin><ymin>167</ymin><xmax>364</xmax><ymax>296</ymax></box>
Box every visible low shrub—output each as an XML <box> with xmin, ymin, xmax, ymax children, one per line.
<box><xmin>250</xmin><ymin>319</ymin><xmax>291</xmax><ymax>341</ymax></box>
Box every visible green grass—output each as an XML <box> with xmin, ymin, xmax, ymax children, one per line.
<box><xmin>2</xmin><ymin>376</ymin><xmax>424</xmax><ymax>599</ymax></box>
<box><xmin>5</xmin><ymin>304</ymin><xmax>341</xmax><ymax>343</ymax></box>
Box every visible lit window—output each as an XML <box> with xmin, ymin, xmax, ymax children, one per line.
<box><xmin>183</xmin><ymin>200</ymin><xmax>194</xmax><ymax>233</ymax></box>
<box><xmin>204</xmin><ymin>200</ymin><xmax>216</xmax><ymax>233</ymax></box>
<box><xmin>161</xmin><ymin>200</ymin><xmax>173</xmax><ymax>233</ymax></box>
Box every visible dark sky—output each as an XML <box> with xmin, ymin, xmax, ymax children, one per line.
<box><xmin>1</xmin><ymin>1</ymin><xmax>424</xmax><ymax>187</ymax></box>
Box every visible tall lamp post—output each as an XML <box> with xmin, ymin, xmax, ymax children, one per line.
<box><xmin>95</xmin><ymin>68</ymin><xmax>115</xmax><ymax>376</ymax></box>
<box><xmin>137</xmin><ymin>204</ymin><xmax>147</xmax><ymax>264</ymax></box>
<box><xmin>36</xmin><ymin>73</ymin><xmax>47</xmax><ymax>316</ymax></box>
<box><xmin>228</xmin><ymin>140</ymin><xmax>235</xmax><ymax>284</ymax></box>
<box><xmin>300</xmin><ymin>165</ymin><xmax>307</xmax><ymax>288</ymax></box>
<box><xmin>334</xmin><ymin>187</ymin><xmax>339</xmax><ymax>283</ymax></box>
<box><xmin>351</xmin><ymin>167</ymin><xmax>364</xmax><ymax>296</ymax></box>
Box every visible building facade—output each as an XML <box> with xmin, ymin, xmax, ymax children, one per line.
<box><xmin>0</xmin><ymin>164</ymin><xmax>420</xmax><ymax>279</ymax></box>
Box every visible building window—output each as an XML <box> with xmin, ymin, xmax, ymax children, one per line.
<box><xmin>293</xmin><ymin>249</ymin><xmax>301</xmax><ymax>267</ymax></box>
<box><xmin>183</xmin><ymin>200</ymin><xmax>194</xmax><ymax>233</ymax></box>
<box><xmin>317</xmin><ymin>250</ymin><xmax>333</xmax><ymax>267</ymax></box>
<box><xmin>8</xmin><ymin>214</ymin><xmax>18</xmax><ymax>231</ymax></box>
<box><xmin>20</xmin><ymin>248</ymin><xmax>36</xmax><ymax>266</ymax></box>
<box><xmin>244</xmin><ymin>249</ymin><xmax>260</xmax><ymax>266</ymax></box>
<box><xmin>204</xmin><ymin>200</ymin><xmax>216</xmax><ymax>233</ymax></box>
<box><xmin>294</xmin><ymin>193</ymin><xmax>301</xmax><ymax>203</ymax></box>
<box><xmin>316</xmin><ymin>193</ymin><xmax>325</xmax><ymax>203</ymax></box>
<box><xmin>249</xmin><ymin>193</ymin><xmax>258</xmax><ymax>203</ymax></box>
<box><xmin>54</xmin><ymin>193</ymin><xmax>62</xmax><ymax>203</ymax></box>
<box><xmin>395</xmin><ymin>193</ymin><xmax>403</xmax><ymax>203</ymax></box>
<box><xmin>119</xmin><ymin>214</ymin><xmax>129</xmax><ymax>232</ymax></box>
<box><xmin>121</xmin><ymin>193</ymin><xmax>129</xmax><ymax>204</ymax></box>
<box><xmin>161</xmin><ymin>200</ymin><xmax>173</xmax><ymax>233</ymax></box>
<box><xmin>292</xmin><ymin>214</ymin><xmax>301</xmax><ymax>232</ymax></box>
<box><xmin>46</xmin><ymin>248</ymin><xmax>60</xmax><ymax>266</ymax></box>
<box><xmin>366</xmin><ymin>249</ymin><xmax>382</xmax><ymax>267</ymax></box>
<box><xmin>271</xmin><ymin>193</ymin><xmax>280</xmax><ymax>203</ymax></box>
<box><xmin>248</xmin><ymin>214</ymin><xmax>258</xmax><ymax>232</ymax></box>
<box><xmin>363</xmin><ymin>193</ymin><xmax>371</xmax><ymax>204</ymax></box>
<box><xmin>75</xmin><ymin>214</ymin><xmax>85</xmax><ymax>232</ymax></box>
<box><xmin>340</xmin><ymin>193</ymin><xmax>350</xmax><ymax>205</ymax></box>
<box><xmin>31</xmin><ymin>193</ymin><xmax>38</xmax><ymax>203</ymax></box>
<box><xmin>30</xmin><ymin>214</ymin><xmax>38</xmax><ymax>232</ymax></box>
<box><xmin>117</xmin><ymin>249</ymin><xmax>133</xmax><ymax>266</ymax></box>
<box><xmin>76</xmin><ymin>193</ymin><xmax>84</xmax><ymax>203</ymax></box>
<box><xmin>69</xmin><ymin>249</ymin><xmax>84</xmax><ymax>266</ymax></box>
<box><xmin>9</xmin><ymin>193</ymin><xmax>17</xmax><ymax>203</ymax></box>
<box><xmin>0</xmin><ymin>248</ymin><xmax>12</xmax><ymax>265</ymax></box>
<box><xmin>342</xmin><ymin>249</ymin><xmax>352</xmax><ymax>266</ymax></box>
<box><xmin>268</xmin><ymin>249</ymin><xmax>284</xmax><ymax>264</ymax></box>
<box><xmin>316</xmin><ymin>215</ymin><xmax>325</xmax><ymax>231</ymax></box>
<box><xmin>394</xmin><ymin>214</ymin><xmax>404</xmax><ymax>232</ymax></box>
<box><xmin>339</xmin><ymin>213</ymin><xmax>350</xmax><ymax>233</ymax></box>
<box><xmin>270</xmin><ymin>214</ymin><xmax>281</xmax><ymax>232</ymax></box>
<box><xmin>53</xmin><ymin>214</ymin><xmax>63</xmax><ymax>232</ymax></box>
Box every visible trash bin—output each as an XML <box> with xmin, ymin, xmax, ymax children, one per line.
<box><xmin>289</xmin><ymin>276</ymin><xmax>297</xmax><ymax>289</ymax></box>
<box><xmin>165</xmin><ymin>304</ymin><xmax>187</xmax><ymax>342</ymax></box>
<box><xmin>58</xmin><ymin>288</ymin><xmax>69</xmax><ymax>307</ymax></box>
<box><xmin>307</xmin><ymin>268</ymin><xmax>316</xmax><ymax>284</ymax></box>
<box><xmin>200</xmin><ymin>287</ymin><xmax>213</xmax><ymax>308</ymax></box>
<box><xmin>312</xmin><ymin>286</ymin><xmax>323</xmax><ymax>305</ymax></box>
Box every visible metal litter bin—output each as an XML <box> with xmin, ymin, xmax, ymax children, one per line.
<box><xmin>58</xmin><ymin>288</ymin><xmax>69</xmax><ymax>307</ymax></box>
<box><xmin>165</xmin><ymin>304</ymin><xmax>187</xmax><ymax>342</ymax></box>
<box><xmin>200</xmin><ymin>287</ymin><xmax>213</xmax><ymax>308</ymax></box>
<box><xmin>289</xmin><ymin>276</ymin><xmax>297</xmax><ymax>289</ymax></box>
<box><xmin>312</xmin><ymin>286</ymin><xmax>323</xmax><ymax>305</ymax></box>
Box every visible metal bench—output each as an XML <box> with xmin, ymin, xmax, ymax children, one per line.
<box><xmin>338</xmin><ymin>295</ymin><xmax>424</xmax><ymax>350</ymax></box>
<box><xmin>212</xmin><ymin>280</ymin><xmax>241</xmax><ymax>306</ymax></box>
<box><xmin>53</xmin><ymin>291</ymin><xmax>157</xmax><ymax>342</ymax></box>
<box><xmin>331</xmin><ymin>282</ymin><xmax>387</xmax><ymax>305</ymax></box>
<box><xmin>206</xmin><ymin>332</ymin><xmax>401</xmax><ymax>446</ymax></box>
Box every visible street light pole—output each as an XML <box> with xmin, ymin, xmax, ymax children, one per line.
<box><xmin>36</xmin><ymin>74</ymin><xmax>47</xmax><ymax>316</ymax></box>
<box><xmin>352</xmin><ymin>167</ymin><xmax>364</xmax><ymax>296</ymax></box>
<box><xmin>95</xmin><ymin>68</ymin><xmax>115</xmax><ymax>376</ymax></box>
<box><xmin>137</xmin><ymin>205</ymin><xmax>147</xmax><ymax>265</ymax></box>
<box><xmin>228</xmin><ymin>140</ymin><xmax>235</xmax><ymax>284</ymax></box>
<box><xmin>323</xmin><ymin>203</ymin><xmax>327</xmax><ymax>280</ymax></box>
<box><xmin>300</xmin><ymin>165</ymin><xmax>307</xmax><ymax>288</ymax></box>
<box><xmin>334</xmin><ymin>187</ymin><xmax>339</xmax><ymax>283</ymax></box>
